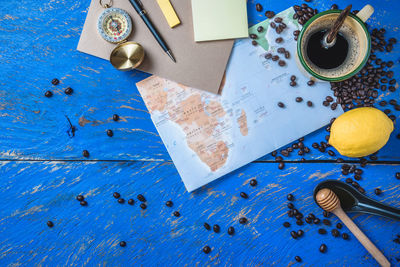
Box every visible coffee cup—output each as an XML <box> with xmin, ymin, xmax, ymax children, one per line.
<box><xmin>296</xmin><ymin>5</ymin><xmax>374</xmax><ymax>82</ymax></box>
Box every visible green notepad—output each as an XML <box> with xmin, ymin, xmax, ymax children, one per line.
<box><xmin>191</xmin><ymin>0</ymin><xmax>248</xmax><ymax>42</ymax></box>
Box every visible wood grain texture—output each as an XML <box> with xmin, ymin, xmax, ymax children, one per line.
<box><xmin>0</xmin><ymin>161</ymin><xmax>399</xmax><ymax>266</ymax></box>
<box><xmin>0</xmin><ymin>0</ymin><xmax>400</xmax><ymax>266</ymax></box>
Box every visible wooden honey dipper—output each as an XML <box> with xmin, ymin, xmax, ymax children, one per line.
<box><xmin>316</xmin><ymin>188</ymin><xmax>391</xmax><ymax>267</ymax></box>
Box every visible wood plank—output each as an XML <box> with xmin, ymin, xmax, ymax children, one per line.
<box><xmin>0</xmin><ymin>161</ymin><xmax>399</xmax><ymax>265</ymax></box>
<box><xmin>0</xmin><ymin>0</ymin><xmax>399</xmax><ymax>161</ymax></box>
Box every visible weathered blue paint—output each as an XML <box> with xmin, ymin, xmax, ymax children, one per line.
<box><xmin>0</xmin><ymin>0</ymin><xmax>399</xmax><ymax>266</ymax></box>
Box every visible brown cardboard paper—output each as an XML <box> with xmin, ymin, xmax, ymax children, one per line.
<box><xmin>77</xmin><ymin>0</ymin><xmax>234</xmax><ymax>94</ymax></box>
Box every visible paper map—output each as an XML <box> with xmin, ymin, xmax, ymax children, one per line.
<box><xmin>136</xmin><ymin>8</ymin><xmax>343</xmax><ymax>191</ymax></box>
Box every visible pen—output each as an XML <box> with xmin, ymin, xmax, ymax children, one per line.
<box><xmin>128</xmin><ymin>0</ymin><xmax>176</xmax><ymax>62</ymax></box>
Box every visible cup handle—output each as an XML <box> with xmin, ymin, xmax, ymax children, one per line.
<box><xmin>356</xmin><ymin>4</ymin><xmax>374</xmax><ymax>22</ymax></box>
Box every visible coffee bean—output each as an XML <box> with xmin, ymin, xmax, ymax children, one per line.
<box><xmin>257</xmin><ymin>26</ymin><xmax>264</xmax><ymax>33</ymax></box>
<box><xmin>80</xmin><ymin>200</ymin><xmax>87</xmax><ymax>206</ymax></box>
<box><xmin>389</xmin><ymin>79</ymin><xmax>396</xmax><ymax>85</ymax></box>
<box><xmin>275</xmin><ymin>156</ymin><xmax>283</xmax><ymax>161</ymax></box>
<box><xmin>285</xmin><ymin>51</ymin><xmax>290</xmax><ymax>59</ymax></box>
<box><xmin>278</xmin><ymin>60</ymin><xmax>286</xmax><ymax>67</ymax></box>
<box><xmin>295</xmin><ymin>97</ymin><xmax>303</xmax><ymax>103</ymax></box>
<box><xmin>255</xmin><ymin>3</ymin><xmax>263</xmax><ymax>12</ymax></box>
<box><xmin>307</xmin><ymin>80</ymin><xmax>315</xmax><ymax>86</ymax></box>
<box><xmin>82</xmin><ymin>150</ymin><xmax>89</xmax><ymax>158</ymax></box>
<box><xmin>128</xmin><ymin>199</ymin><xmax>134</xmax><ymax>205</ymax></box>
<box><xmin>295</xmin><ymin>256</ymin><xmax>302</xmax><ymax>262</ymax></box>
<box><xmin>76</xmin><ymin>195</ymin><xmax>84</xmax><ymax>201</ymax></box>
<box><xmin>173</xmin><ymin>211</ymin><xmax>180</xmax><ymax>217</ymax></box>
<box><xmin>331</xmin><ymin>4</ymin><xmax>338</xmax><ymax>9</ymax></box>
<box><xmin>290</xmin><ymin>81</ymin><xmax>297</xmax><ymax>87</ymax></box>
<box><xmin>278</xmin><ymin>102</ymin><xmax>285</xmax><ymax>108</ymax></box>
<box><xmin>342</xmin><ymin>233</ymin><xmax>349</xmax><ymax>240</ymax></box>
<box><xmin>251</xmin><ymin>40</ymin><xmax>257</xmax><ymax>46</ymax></box>
<box><xmin>250</xmin><ymin>34</ymin><xmax>257</xmax><ymax>39</ymax></box>
<box><xmin>113</xmin><ymin>114</ymin><xmax>119</xmax><ymax>121</ymax></box>
<box><xmin>204</xmin><ymin>222</ymin><xmax>211</xmax><ymax>230</ymax></box>
<box><xmin>389</xmin><ymin>99</ymin><xmax>397</xmax><ymax>105</ymax></box>
<box><xmin>389</xmin><ymin>37</ymin><xmax>397</xmax><ymax>44</ymax></box>
<box><xmin>64</xmin><ymin>87</ymin><xmax>73</xmax><ymax>95</ymax></box>
<box><xmin>318</xmin><ymin>228</ymin><xmax>327</xmax><ymax>234</ymax></box>
<box><xmin>113</xmin><ymin>192</ymin><xmax>120</xmax><ymax>199</ymax></box>
<box><xmin>313</xmin><ymin>218</ymin><xmax>320</xmax><ymax>224</ymax></box>
<box><xmin>240</xmin><ymin>192</ymin><xmax>248</xmax><ymax>199</ymax></box>
<box><xmin>118</xmin><ymin>198</ymin><xmax>125</xmax><ymax>204</ymax></box>
<box><xmin>44</xmin><ymin>91</ymin><xmax>53</xmax><ymax>97</ymax></box>
<box><xmin>288</xmin><ymin>210</ymin><xmax>294</xmax><ymax>217</ymax></box>
<box><xmin>292</xmin><ymin>209</ymin><xmax>298</xmax><ymax>215</ymax></box>
<box><xmin>137</xmin><ymin>194</ymin><xmax>146</xmax><ymax>202</ymax></box>
<box><xmin>106</xmin><ymin>129</ymin><xmax>113</xmax><ymax>137</ymax></box>
<box><xmin>287</xmin><ymin>194</ymin><xmax>294</xmax><ymax>201</ymax></box>
<box><xmin>51</xmin><ymin>78</ymin><xmax>60</xmax><ymax>85</ymax></box>
<box><xmin>47</xmin><ymin>221</ymin><xmax>54</xmax><ymax>227</ymax></box>
<box><xmin>297</xmin><ymin>230</ymin><xmax>304</xmax><ymax>237</ymax></box>
<box><xmin>296</xmin><ymin>220</ymin><xmax>303</xmax><ymax>226</ymax></box>
<box><xmin>213</xmin><ymin>224</ymin><xmax>220</xmax><ymax>233</ymax></box>
<box><xmin>332</xmin><ymin>229</ymin><xmax>339</xmax><ymax>237</ymax></box>
<box><xmin>270</xmin><ymin>22</ymin><xmax>276</xmax><ymax>29</ymax></box>
<box><xmin>275</xmin><ymin>37</ymin><xmax>283</xmax><ymax>43</ymax></box>
<box><xmin>119</xmin><ymin>241</ymin><xmax>126</xmax><ymax>247</ymax></box>
<box><xmin>287</xmin><ymin>203</ymin><xmax>294</xmax><ymax>209</ymax></box>
<box><xmin>265</xmin><ymin>11</ymin><xmax>275</xmax><ymax>18</ymax></box>
<box><xmin>203</xmin><ymin>245</ymin><xmax>211</xmax><ymax>254</ymax></box>
<box><xmin>272</xmin><ymin>55</ymin><xmax>279</xmax><ymax>61</ymax></box>
<box><xmin>319</xmin><ymin>244</ymin><xmax>327</xmax><ymax>253</ymax></box>
<box><xmin>323</xmin><ymin>211</ymin><xmax>330</xmax><ymax>218</ymax></box>
<box><xmin>354</xmin><ymin>174</ymin><xmax>361</xmax><ymax>181</ymax></box>
<box><xmin>375</xmin><ymin>188</ymin><xmax>382</xmax><ymax>195</ymax></box>
<box><xmin>265</xmin><ymin>53</ymin><xmax>272</xmax><ymax>59</ymax></box>
<box><xmin>305</xmin><ymin>217</ymin><xmax>312</xmax><ymax>224</ymax></box>
<box><xmin>227</xmin><ymin>226</ymin><xmax>235</xmax><ymax>235</ymax></box>
<box><xmin>396</xmin><ymin>172</ymin><xmax>400</xmax><ymax>179</ymax></box>
<box><xmin>277</xmin><ymin>47</ymin><xmax>285</xmax><ymax>54</ymax></box>
<box><xmin>307</xmin><ymin>101</ymin><xmax>313</xmax><ymax>107</ymax></box>
<box><xmin>295</xmin><ymin>214</ymin><xmax>303</xmax><ymax>220</ymax></box>
<box><xmin>274</xmin><ymin>17</ymin><xmax>283</xmax><ymax>23</ymax></box>
<box><xmin>283</xmin><ymin>222</ymin><xmax>290</xmax><ymax>228</ymax></box>
<box><xmin>140</xmin><ymin>203</ymin><xmax>147</xmax><ymax>209</ymax></box>
<box><xmin>250</xmin><ymin>179</ymin><xmax>257</xmax><ymax>186</ymax></box>
<box><xmin>387</xmin><ymin>61</ymin><xmax>394</xmax><ymax>67</ymax></box>
<box><xmin>291</xmin><ymin>231</ymin><xmax>298</xmax><ymax>239</ymax></box>
<box><xmin>327</xmin><ymin>150</ymin><xmax>335</xmax><ymax>156</ymax></box>
<box><xmin>239</xmin><ymin>217</ymin><xmax>248</xmax><ymax>224</ymax></box>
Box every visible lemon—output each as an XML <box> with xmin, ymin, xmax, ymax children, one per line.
<box><xmin>329</xmin><ymin>107</ymin><xmax>394</xmax><ymax>157</ymax></box>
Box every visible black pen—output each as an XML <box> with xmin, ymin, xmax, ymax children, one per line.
<box><xmin>128</xmin><ymin>0</ymin><xmax>176</xmax><ymax>62</ymax></box>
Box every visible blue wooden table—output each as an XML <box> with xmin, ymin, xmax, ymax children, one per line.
<box><xmin>0</xmin><ymin>0</ymin><xmax>399</xmax><ymax>265</ymax></box>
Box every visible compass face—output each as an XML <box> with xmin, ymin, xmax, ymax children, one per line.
<box><xmin>97</xmin><ymin>8</ymin><xmax>132</xmax><ymax>43</ymax></box>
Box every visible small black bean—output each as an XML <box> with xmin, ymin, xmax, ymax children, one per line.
<box><xmin>290</xmin><ymin>81</ymin><xmax>297</xmax><ymax>87</ymax></box>
<box><xmin>250</xmin><ymin>34</ymin><xmax>257</xmax><ymax>39</ymax></box>
<box><xmin>82</xmin><ymin>150</ymin><xmax>89</xmax><ymax>158</ymax></box>
<box><xmin>375</xmin><ymin>188</ymin><xmax>382</xmax><ymax>195</ymax></box>
<box><xmin>287</xmin><ymin>194</ymin><xmax>294</xmax><ymax>201</ymax></box>
<box><xmin>250</xmin><ymin>179</ymin><xmax>258</xmax><ymax>186</ymax></box>
<box><xmin>51</xmin><ymin>78</ymin><xmax>60</xmax><ymax>85</ymax></box>
<box><xmin>106</xmin><ymin>129</ymin><xmax>113</xmax><ymax>137</ymax></box>
<box><xmin>272</xmin><ymin>55</ymin><xmax>279</xmax><ymax>61</ymax></box>
<box><xmin>295</xmin><ymin>256</ymin><xmax>302</xmax><ymax>262</ymax></box>
<box><xmin>44</xmin><ymin>91</ymin><xmax>53</xmax><ymax>97</ymax></box>
<box><xmin>296</xmin><ymin>220</ymin><xmax>303</xmax><ymax>226</ymax></box>
<box><xmin>64</xmin><ymin>87</ymin><xmax>73</xmax><ymax>95</ymax></box>
<box><xmin>251</xmin><ymin>40</ymin><xmax>257</xmax><ymax>46</ymax></box>
<box><xmin>283</xmin><ymin>222</ymin><xmax>290</xmax><ymax>228</ymax></box>
<box><xmin>47</xmin><ymin>221</ymin><xmax>54</xmax><ymax>228</ymax></box>
<box><xmin>257</xmin><ymin>26</ymin><xmax>264</xmax><ymax>33</ymax></box>
<box><xmin>119</xmin><ymin>241</ymin><xmax>126</xmax><ymax>247</ymax></box>
<box><xmin>323</xmin><ymin>211</ymin><xmax>330</xmax><ymax>218</ymax></box>
<box><xmin>265</xmin><ymin>53</ymin><xmax>272</xmax><ymax>59</ymax></box>
<box><xmin>239</xmin><ymin>217</ymin><xmax>248</xmax><ymax>224</ymax></box>
<box><xmin>307</xmin><ymin>101</ymin><xmax>313</xmax><ymax>107</ymax></box>
<box><xmin>118</xmin><ymin>198</ymin><xmax>125</xmax><ymax>204</ymax></box>
<box><xmin>76</xmin><ymin>195</ymin><xmax>84</xmax><ymax>201</ymax></box>
<box><xmin>291</xmin><ymin>231</ymin><xmax>298</xmax><ymax>239</ymax></box>
<box><xmin>332</xmin><ymin>229</ymin><xmax>339</xmax><ymax>237</ymax></box>
<box><xmin>80</xmin><ymin>200</ymin><xmax>87</xmax><ymax>206</ymax></box>
<box><xmin>295</xmin><ymin>97</ymin><xmax>303</xmax><ymax>102</ymax></box>
<box><xmin>140</xmin><ymin>203</ymin><xmax>147</xmax><ymax>209</ymax></box>
<box><xmin>342</xmin><ymin>233</ymin><xmax>349</xmax><ymax>240</ymax></box>
<box><xmin>173</xmin><ymin>211</ymin><xmax>180</xmax><ymax>217</ymax></box>
<box><xmin>319</xmin><ymin>244</ymin><xmax>327</xmax><ymax>253</ymax></box>
<box><xmin>203</xmin><ymin>246</ymin><xmax>211</xmax><ymax>254</ymax></box>
<box><xmin>240</xmin><ymin>192</ymin><xmax>248</xmax><ymax>199</ymax></box>
<box><xmin>204</xmin><ymin>223</ymin><xmax>211</xmax><ymax>230</ymax></box>
<box><xmin>276</xmin><ymin>37</ymin><xmax>283</xmax><ymax>43</ymax></box>
<box><xmin>278</xmin><ymin>60</ymin><xmax>286</xmax><ymax>66</ymax></box>
<box><xmin>166</xmin><ymin>200</ymin><xmax>173</xmax><ymax>207</ymax></box>
<box><xmin>274</xmin><ymin>17</ymin><xmax>283</xmax><ymax>23</ymax></box>
<box><xmin>318</xmin><ymin>228</ymin><xmax>327</xmax><ymax>234</ymax></box>
<box><xmin>330</xmin><ymin>4</ymin><xmax>338</xmax><ymax>9</ymax></box>
<box><xmin>336</xmin><ymin>223</ymin><xmax>342</xmax><ymax>229</ymax></box>
<box><xmin>313</xmin><ymin>218</ymin><xmax>320</xmax><ymax>224</ymax></box>
<box><xmin>113</xmin><ymin>192</ymin><xmax>120</xmax><ymax>199</ymax></box>
<box><xmin>213</xmin><ymin>224</ymin><xmax>220</xmax><ymax>233</ymax></box>
<box><xmin>278</xmin><ymin>102</ymin><xmax>285</xmax><ymax>108</ymax></box>
<box><xmin>255</xmin><ymin>3</ymin><xmax>263</xmax><ymax>12</ymax></box>
<box><xmin>285</xmin><ymin>51</ymin><xmax>290</xmax><ymax>59</ymax></box>
<box><xmin>113</xmin><ymin>114</ymin><xmax>119</xmax><ymax>121</ymax></box>
<box><xmin>265</xmin><ymin>11</ymin><xmax>275</xmax><ymax>18</ymax></box>
<box><xmin>297</xmin><ymin>230</ymin><xmax>304</xmax><ymax>237</ymax></box>
<box><xmin>396</xmin><ymin>172</ymin><xmax>400</xmax><ymax>179</ymax></box>
<box><xmin>227</xmin><ymin>226</ymin><xmax>235</xmax><ymax>235</ymax></box>
<box><xmin>128</xmin><ymin>199</ymin><xmax>134</xmax><ymax>205</ymax></box>
<box><xmin>307</xmin><ymin>80</ymin><xmax>315</xmax><ymax>86</ymax></box>
<box><xmin>137</xmin><ymin>194</ymin><xmax>146</xmax><ymax>202</ymax></box>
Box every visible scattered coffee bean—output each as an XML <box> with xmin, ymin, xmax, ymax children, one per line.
<box><xmin>332</xmin><ymin>229</ymin><xmax>339</xmax><ymax>237</ymax></box>
<box><xmin>203</xmin><ymin>245</ymin><xmax>211</xmax><ymax>254</ymax></box>
<box><xmin>44</xmin><ymin>91</ymin><xmax>53</xmax><ymax>98</ymax></box>
<box><xmin>287</xmin><ymin>194</ymin><xmax>294</xmax><ymax>201</ymax></box>
<box><xmin>166</xmin><ymin>200</ymin><xmax>173</xmax><ymax>207</ymax></box>
<box><xmin>239</xmin><ymin>217</ymin><xmax>248</xmax><ymax>224</ymax></box>
<box><xmin>270</xmin><ymin>22</ymin><xmax>276</xmax><ymax>29</ymax></box>
<box><xmin>251</xmin><ymin>40</ymin><xmax>258</xmax><ymax>46</ymax></box>
<box><xmin>276</xmin><ymin>37</ymin><xmax>283</xmax><ymax>43</ymax></box>
<box><xmin>274</xmin><ymin>17</ymin><xmax>283</xmax><ymax>23</ymax></box>
<box><xmin>80</xmin><ymin>200</ymin><xmax>87</xmax><ymax>206</ymax></box>
<box><xmin>318</xmin><ymin>228</ymin><xmax>327</xmax><ymax>234</ymax></box>
<box><xmin>283</xmin><ymin>222</ymin><xmax>291</xmax><ymax>228</ymax></box>
<box><xmin>140</xmin><ymin>203</ymin><xmax>147</xmax><ymax>209</ymax></box>
<box><xmin>295</xmin><ymin>256</ymin><xmax>302</xmax><ymax>262</ymax></box>
<box><xmin>257</xmin><ymin>26</ymin><xmax>264</xmax><ymax>33</ymax></box>
<box><xmin>285</xmin><ymin>51</ymin><xmax>290</xmax><ymax>59</ymax></box>
<box><xmin>313</xmin><ymin>218</ymin><xmax>320</xmax><ymax>224</ymax></box>
<box><xmin>106</xmin><ymin>129</ymin><xmax>113</xmax><ymax>137</ymax></box>
<box><xmin>272</xmin><ymin>55</ymin><xmax>279</xmax><ymax>61</ymax></box>
<box><xmin>342</xmin><ymin>233</ymin><xmax>349</xmax><ymax>240</ymax></box>
<box><xmin>319</xmin><ymin>244</ymin><xmax>327</xmax><ymax>253</ymax></box>
<box><xmin>278</xmin><ymin>102</ymin><xmax>285</xmax><ymax>108</ymax></box>
<box><xmin>396</xmin><ymin>172</ymin><xmax>400</xmax><ymax>179</ymax></box>
<box><xmin>137</xmin><ymin>194</ymin><xmax>146</xmax><ymax>202</ymax></box>
<box><xmin>204</xmin><ymin>223</ymin><xmax>211</xmax><ymax>230</ymax></box>
<box><xmin>250</xmin><ymin>179</ymin><xmax>257</xmax><ymax>186</ymax></box>
<box><xmin>64</xmin><ymin>87</ymin><xmax>73</xmax><ymax>95</ymax></box>
<box><xmin>119</xmin><ymin>241</ymin><xmax>126</xmax><ymax>247</ymax></box>
<box><xmin>305</xmin><ymin>217</ymin><xmax>312</xmax><ymax>224</ymax></box>
<box><xmin>307</xmin><ymin>101</ymin><xmax>313</xmax><ymax>107</ymax></box>
<box><xmin>296</xmin><ymin>220</ymin><xmax>303</xmax><ymax>226</ymax></box>
<box><xmin>82</xmin><ymin>150</ymin><xmax>89</xmax><ymax>158</ymax></box>
<box><xmin>113</xmin><ymin>114</ymin><xmax>119</xmax><ymax>121</ymax></box>
<box><xmin>295</xmin><ymin>97</ymin><xmax>303</xmax><ymax>102</ymax></box>
<box><xmin>323</xmin><ymin>211</ymin><xmax>330</xmax><ymax>218</ymax></box>
<box><xmin>297</xmin><ymin>230</ymin><xmax>304</xmax><ymax>237</ymax></box>
<box><xmin>128</xmin><ymin>199</ymin><xmax>134</xmax><ymax>205</ymax></box>
<box><xmin>240</xmin><ymin>192</ymin><xmax>248</xmax><ymax>199</ymax></box>
<box><xmin>113</xmin><ymin>192</ymin><xmax>120</xmax><ymax>199</ymax></box>
<box><xmin>291</xmin><ymin>231</ymin><xmax>298</xmax><ymax>239</ymax></box>
<box><xmin>330</xmin><ymin>4</ymin><xmax>338</xmax><ymax>9</ymax></box>
<box><xmin>47</xmin><ymin>221</ymin><xmax>54</xmax><ymax>228</ymax></box>
<box><xmin>375</xmin><ymin>188</ymin><xmax>382</xmax><ymax>195</ymax></box>
<box><xmin>51</xmin><ymin>78</ymin><xmax>60</xmax><ymax>85</ymax></box>
<box><xmin>307</xmin><ymin>80</ymin><xmax>315</xmax><ymax>86</ymax></box>
<box><xmin>227</xmin><ymin>226</ymin><xmax>235</xmax><ymax>235</ymax></box>
<box><xmin>76</xmin><ymin>195</ymin><xmax>84</xmax><ymax>201</ymax></box>
<box><xmin>118</xmin><ymin>198</ymin><xmax>125</xmax><ymax>204</ymax></box>
<box><xmin>265</xmin><ymin>53</ymin><xmax>272</xmax><ymax>59</ymax></box>
<box><xmin>213</xmin><ymin>224</ymin><xmax>220</xmax><ymax>233</ymax></box>
<box><xmin>277</xmin><ymin>47</ymin><xmax>285</xmax><ymax>54</ymax></box>
<box><xmin>250</xmin><ymin>34</ymin><xmax>257</xmax><ymax>39</ymax></box>
<box><xmin>290</xmin><ymin>81</ymin><xmax>297</xmax><ymax>87</ymax></box>
<box><xmin>265</xmin><ymin>11</ymin><xmax>275</xmax><ymax>18</ymax></box>
<box><xmin>173</xmin><ymin>211</ymin><xmax>180</xmax><ymax>217</ymax></box>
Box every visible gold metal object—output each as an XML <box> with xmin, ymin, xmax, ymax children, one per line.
<box><xmin>100</xmin><ymin>0</ymin><xmax>113</xmax><ymax>8</ymax></box>
<box><xmin>110</xmin><ymin>42</ymin><xmax>145</xmax><ymax>71</ymax></box>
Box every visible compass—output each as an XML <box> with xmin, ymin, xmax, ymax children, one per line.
<box><xmin>97</xmin><ymin>7</ymin><xmax>133</xmax><ymax>44</ymax></box>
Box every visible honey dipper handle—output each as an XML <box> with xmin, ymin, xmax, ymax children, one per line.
<box><xmin>333</xmin><ymin>208</ymin><xmax>391</xmax><ymax>267</ymax></box>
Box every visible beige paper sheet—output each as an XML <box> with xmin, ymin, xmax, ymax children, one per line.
<box><xmin>77</xmin><ymin>0</ymin><xmax>234</xmax><ymax>94</ymax></box>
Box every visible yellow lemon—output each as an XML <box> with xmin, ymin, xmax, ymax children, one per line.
<box><xmin>329</xmin><ymin>107</ymin><xmax>394</xmax><ymax>157</ymax></box>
